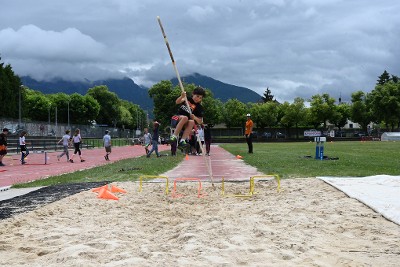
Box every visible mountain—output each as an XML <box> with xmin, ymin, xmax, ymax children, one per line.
<box><xmin>21</xmin><ymin>73</ymin><xmax>262</xmax><ymax>111</ymax></box>
<box><xmin>20</xmin><ymin>76</ymin><xmax>154</xmax><ymax>111</ymax></box>
<box><xmin>171</xmin><ymin>73</ymin><xmax>262</xmax><ymax>103</ymax></box>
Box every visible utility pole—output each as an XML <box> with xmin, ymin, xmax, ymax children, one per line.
<box><xmin>67</xmin><ymin>101</ymin><xmax>70</xmax><ymax>128</ymax></box>
<box><xmin>19</xmin><ymin>85</ymin><xmax>23</xmax><ymax>126</ymax></box>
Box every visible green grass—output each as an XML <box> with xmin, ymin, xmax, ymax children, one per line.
<box><xmin>13</xmin><ymin>141</ymin><xmax>400</xmax><ymax>188</ymax></box>
<box><xmin>221</xmin><ymin>141</ymin><xmax>400</xmax><ymax>178</ymax></box>
<box><xmin>13</xmin><ymin>152</ymin><xmax>183</xmax><ymax>188</ymax></box>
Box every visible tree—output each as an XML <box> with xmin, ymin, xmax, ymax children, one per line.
<box><xmin>350</xmin><ymin>91</ymin><xmax>374</xmax><ymax>132</ymax></box>
<box><xmin>48</xmin><ymin>93</ymin><xmax>71</xmax><ymax>124</ymax></box>
<box><xmin>280</xmin><ymin>97</ymin><xmax>307</xmax><ymax>138</ymax></box>
<box><xmin>329</xmin><ymin>103</ymin><xmax>350</xmax><ymax>131</ymax></box>
<box><xmin>148</xmin><ymin>80</ymin><xmax>181</xmax><ymax>127</ymax></box>
<box><xmin>308</xmin><ymin>93</ymin><xmax>337</xmax><ymax>129</ymax></box>
<box><xmin>87</xmin><ymin>85</ymin><xmax>121</xmax><ymax>126</ymax></box>
<box><xmin>261</xmin><ymin>87</ymin><xmax>274</xmax><ymax>103</ymax></box>
<box><xmin>223</xmin><ymin>99</ymin><xmax>247</xmax><ymax>128</ymax></box>
<box><xmin>23</xmin><ymin>88</ymin><xmax>50</xmax><ymax>121</ymax></box>
<box><xmin>369</xmin><ymin>81</ymin><xmax>400</xmax><ymax>130</ymax></box>
<box><xmin>249</xmin><ymin>102</ymin><xmax>278</xmax><ymax>129</ymax></box>
<box><xmin>120</xmin><ymin>100</ymin><xmax>146</xmax><ymax>130</ymax></box>
<box><xmin>377</xmin><ymin>70</ymin><xmax>391</xmax><ymax>85</ymax></box>
<box><xmin>202</xmin><ymin>91</ymin><xmax>223</xmax><ymax>125</ymax></box>
<box><xmin>83</xmin><ymin>95</ymin><xmax>100</xmax><ymax>124</ymax></box>
<box><xmin>391</xmin><ymin>74</ymin><xmax>399</xmax><ymax>84</ymax></box>
<box><xmin>0</xmin><ymin>57</ymin><xmax>21</xmax><ymax>118</ymax></box>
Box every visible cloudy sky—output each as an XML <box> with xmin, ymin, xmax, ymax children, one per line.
<box><xmin>1</xmin><ymin>0</ymin><xmax>399</xmax><ymax>103</ymax></box>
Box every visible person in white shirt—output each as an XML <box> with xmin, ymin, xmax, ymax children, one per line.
<box><xmin>103</xmin><ymin>130</ymin><xmax>112</xmax><ymax>161</ymax></box>
<box><xmin>19</xmin><ymin>131</ymin><xmax>29</xmax><ymax>164</ymax></box>
<box><xmin>57</xmin><ymin>130</ymin><xmax>71</xmax><ymax>161</ymax></box>
<box><xmin>69</xmin><ymin>128</ymin><xmax>85</xmax><ymax>163</ymax></box>
<box><xmin>143</xmin><ymin>128</ymin><xmax>152</xmax><ymax>155</ymax></box>
<box><xmin>196</xmin><ymin>124</ymin><xmax>205</xmax><ymax>155</ymax></box>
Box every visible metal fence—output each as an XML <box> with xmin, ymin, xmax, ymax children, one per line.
<box><xmin>0</xmin><ymin>118</ymin><xmax>138</xmax><ymax>138</ymax></box>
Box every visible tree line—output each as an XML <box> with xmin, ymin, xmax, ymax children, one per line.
<box><xmin>149</xmin><ymin>71</ymin><xmax>400</xmax><ymax>136</ymax></box>
<box><xmin>1</xmin><ymin>57</ymin><xmax>399</xmax><ymax>135</ymax></box>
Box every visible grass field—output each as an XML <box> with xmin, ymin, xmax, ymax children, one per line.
<box><xmin>221</xmin><ymin>141</ymin><xmax>400</xmax><ymax>178</ymax></box>
<box><xmin>14</xmin><ymin>141</ymin><xmax>400</xmax><ymax>188</ymax></box>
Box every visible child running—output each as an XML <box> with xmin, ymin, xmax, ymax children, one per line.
<box><xmin>69</xmin><ymin>129</ymin><xmax>85</xmax><ymax>163</ymax></box>
<box><xmin>57</xmin><ymin>130</ymin><xmax>71</xmax><ymax>162</ymax></box>
<box><xmin>170</xmin><ymin>86</ymin><xmax>205</xmax><ymax>150</ymax></box>
<box><xmin>19</xmin><ymin>131</ymin><xmax>29</xmax><ymax>164</ymax></box>
<box><xmin>143</xmin><ymin>127</ymin><xmax>152</xmax><ymax>155</ymax></box>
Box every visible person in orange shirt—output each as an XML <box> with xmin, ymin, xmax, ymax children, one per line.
<box><xmin>245</xmin><ymin>113</ymin><xmax>254</xmax><ymax>153</ymax></box>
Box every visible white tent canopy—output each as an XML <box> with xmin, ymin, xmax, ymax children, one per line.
<box><xmin>381</xmin><ymin>132</ymin><xmax>400</xmax><ymax>141</ymax></box>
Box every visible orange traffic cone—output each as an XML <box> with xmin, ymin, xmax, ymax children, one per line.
<box><xmin>111</xmin><ymin>185</ymin><xmax>127</xmax><ymax>193</ymax></box>
<box><xmin>185</xmin><ymin>154</ymin><xmax>189</xmax><ymax>160</ymax></box>
<box><xmin>236</xmin><ymin>155</ymin><xmax>243</xmax><ymax>159</ymax></box>
<box><xmin>92</xmin><ymin>184</ymin><xmax>109</xmax><ymax>192</ymax></box>
<box><xmin>97</xmin><ymin>187</ymin><xmax>119</xmax><ymax>200</ymax></box>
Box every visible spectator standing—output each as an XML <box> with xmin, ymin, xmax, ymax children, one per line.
<box><xmin>245</xmin><ymin>114</ymin><xmax>254</xmax><ymax>154</ymax></box>
<box><xmin>196</xmin><ymin>124</ymin><xmax>205</xmax><ymax>155</ymax></box>
<box><xmin>103</xmin><ymin>130</ymin><xmax>112</xmax><ymax>161</ymax></box>
<box><xmin>0</xmin><ymin>128</ymin><xmax>10</xmax><ymax>166</ymax></box>
<box><xmin>204</xmin><ymin>124</ymin><xmax>212</xmax><ymax>156</ymax></box>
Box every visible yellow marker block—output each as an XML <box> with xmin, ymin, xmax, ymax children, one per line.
<box><xmin>221</xmin><ymin>177</ymin><xmax>253</xmax><ymax>198</ymax></box>
<box><xmin>249</xmin><ymin>174</ymin><xmax>281</xmax><ymax>195</ymax></box>
<box><xmin>139</xmin><ymin>175</ymin><xmax>169</xmax><ymax>195</ymax></box>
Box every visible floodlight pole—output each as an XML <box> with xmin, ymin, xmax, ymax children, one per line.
<box><xmin>19</xmin><ymin>85</ymin><xmax>23</xmax><ymax>126</ymax></box>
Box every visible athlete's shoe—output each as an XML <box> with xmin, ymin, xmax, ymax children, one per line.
<box><xmin>170</xmin><ymin>135</ymin><xmax>177</xmax><ymax>143</ymax></box>
<box><xmin>178</xmin><ymin>140</ymin><xmax>188</xmax><ymax>151</ymax></box>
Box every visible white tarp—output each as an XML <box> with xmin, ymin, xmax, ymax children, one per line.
<box><xmin>317</xmin><ymin>175</ymin><xmax>400</xmax><ymax>225</ymax></box>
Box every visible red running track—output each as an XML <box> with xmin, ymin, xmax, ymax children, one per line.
<box><xmin>0</xmin><ymin>145</ymin><xmax>170</xmax><ymax>187</ymax></box>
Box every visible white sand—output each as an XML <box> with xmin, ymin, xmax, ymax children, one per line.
<box><xmin>0</xmin><ymin>178</ymin><xmax>399</xmax><ymax>266</ymax></box>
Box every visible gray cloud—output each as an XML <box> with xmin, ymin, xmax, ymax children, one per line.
<box><xmin>0</xmin><ymin>0</ymin><xmax>399</xmax><ymax>103</ymax></box>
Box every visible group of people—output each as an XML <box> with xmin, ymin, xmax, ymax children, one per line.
<box><xmin>0</xmin><ymin>127</ymin><xmax>112</xmax><ymax>166</ymax></box>
<box><xmin>57</xmin><ymin>129</ymin><xmax>112</xmax><ymax>163</ymax></box>
<box><xmin>56</xmin><ymin>129</ymin><xmax>86</xmax><ymax>163</ymax></box>
<box><xmin>181</xmin><ymin>124</ymin><xmax>212</xmax><ymax>156</ymax></box>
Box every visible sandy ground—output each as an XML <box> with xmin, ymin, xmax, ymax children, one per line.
<box><xmin>0</xmin><ymin>178</ymin><xmax>399</xmax><ymax>267</ymax></box>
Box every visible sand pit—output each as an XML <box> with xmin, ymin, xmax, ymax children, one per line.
<box><xmin>0</xmin><ymin>178</ymin><xmax>399</xmax><ymax>266</ymax></box>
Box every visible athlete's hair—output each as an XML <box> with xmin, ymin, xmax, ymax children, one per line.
<box><xmin>193</xmin><ymin>86</ymin><xmax>206</xmax><ymax>96</ymax></box>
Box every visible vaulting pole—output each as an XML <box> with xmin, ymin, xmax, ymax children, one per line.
<box><xmin>157</xmin><ymin>16</ymin><xmax>215</xmax><ymax>187</ymax></box>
